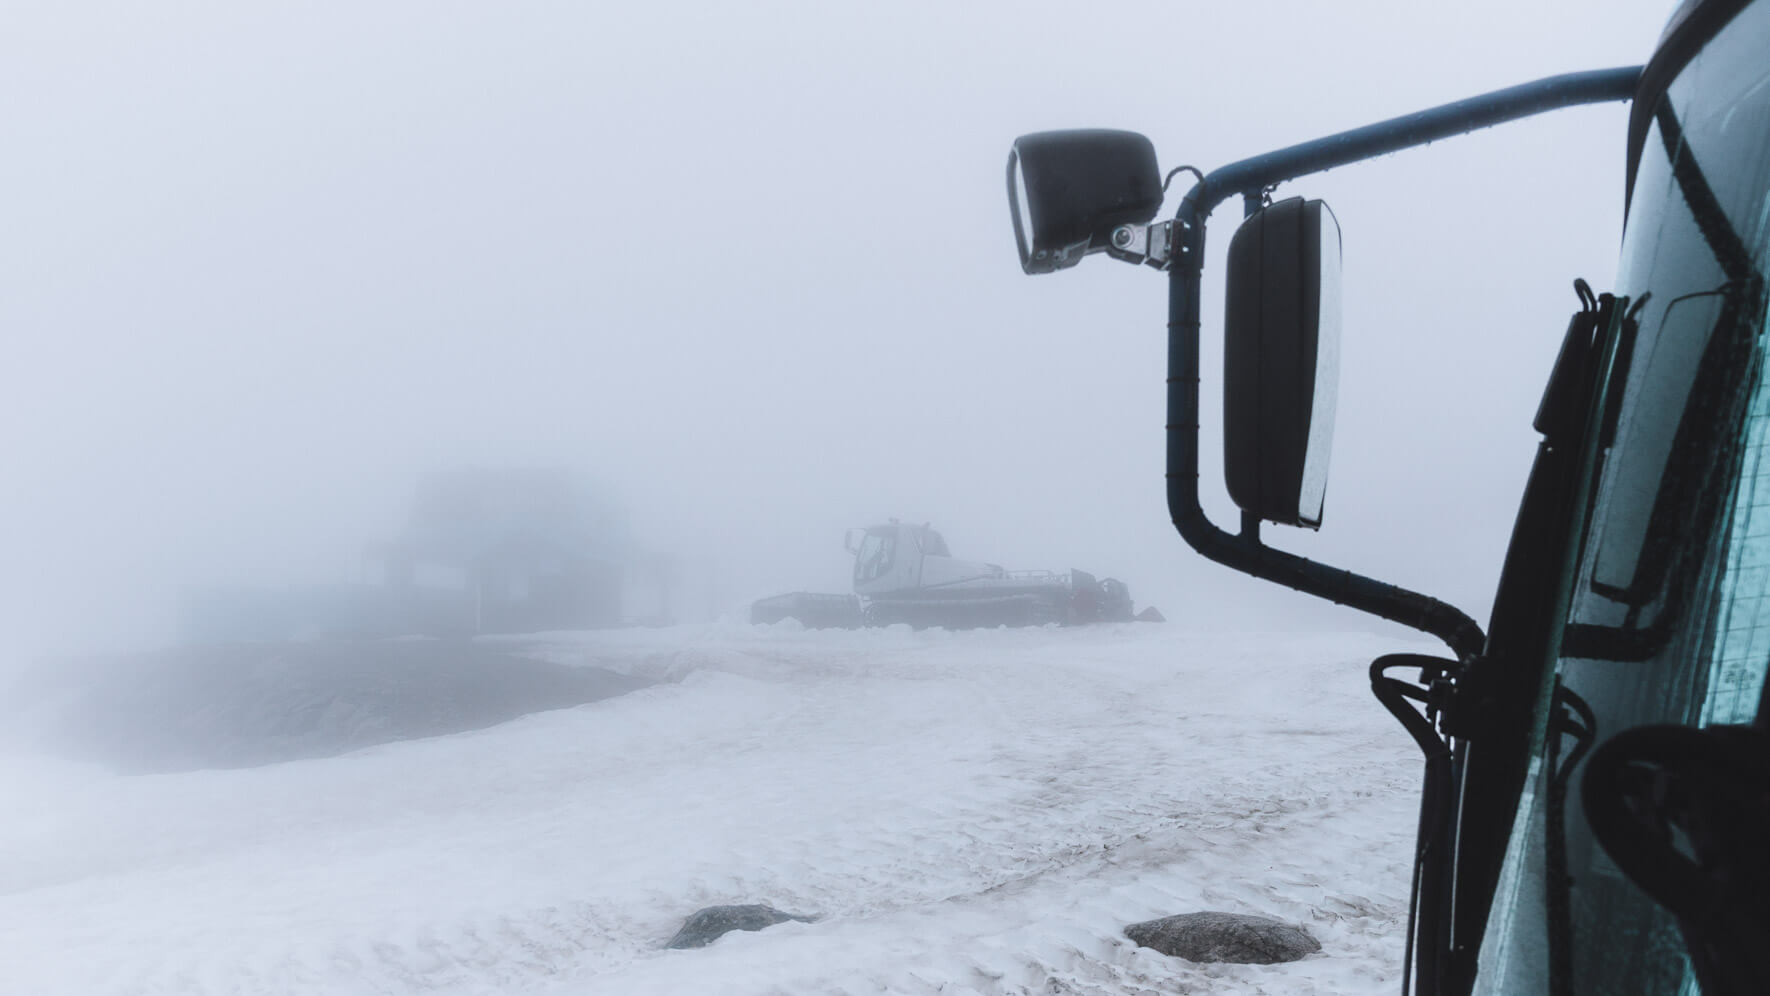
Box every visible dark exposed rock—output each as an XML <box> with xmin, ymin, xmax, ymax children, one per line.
<box><xmin>665</xmin><ymin>904</ymin><xmax>817</xmax><ymax>950</ymax></box>
<box><xmin>1124</xmin><ymin>911</ymin><xmax>1320</xmax><ymax>964</ymax></box>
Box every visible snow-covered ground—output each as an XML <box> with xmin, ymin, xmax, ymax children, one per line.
<box><xmin>0</xmin><ymin>623</ymin><xmax>1431</xmax><ymax>995</ymax></box>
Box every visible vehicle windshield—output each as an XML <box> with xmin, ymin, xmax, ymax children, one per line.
<box><xmin>1476</xmin><ymin>5</ymin><xmax>1770</xmax><ymax>991</ymax></box>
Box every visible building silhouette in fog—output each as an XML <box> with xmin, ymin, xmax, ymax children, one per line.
<box><xmin>373</xmin><ymin>468</ymin><xmax>631</xmax><ymax>634</ymax></box>
<box><xmin>181</xmin><ymin>469</ymin><xmax>675</xmax><ymax>642</ymax></box>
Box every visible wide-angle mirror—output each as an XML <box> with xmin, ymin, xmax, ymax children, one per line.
<box><xmin>1222</xmin><ymin>197</ymin><xmax>1342</xmax><ymax>528</ymax></box>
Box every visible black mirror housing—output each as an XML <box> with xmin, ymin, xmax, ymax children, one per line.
<box><xmin>1007</xmin><ymin>130</ymin><xmax>1162</xmax><ymax>274</ymax></box>
<box><xmin>1223</xmin><ymin>197</ymin><xmax>1342</xmax><ymax>528</ymax></box>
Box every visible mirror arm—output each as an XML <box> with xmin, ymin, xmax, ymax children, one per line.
<box><xmin>1164</xmin><ymin>66</ymin><xmax>1642</xmax><ymax>663</ymax></box>
<box><xmin>1193</xmin><ymin>66</ymin><xmax>1640</xmax><ymax>211</ymax></box>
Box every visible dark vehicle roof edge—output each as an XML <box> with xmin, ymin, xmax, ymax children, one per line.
<box><xmin>1625</xmin><ymin>0</ymin><xmax>1755</xmax><ymax>213</ymax></box>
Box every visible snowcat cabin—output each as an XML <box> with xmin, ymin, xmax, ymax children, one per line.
<box><xmin>1005</xmin><ymin>1</ymin><xmax>1769</xmax><ymax>993</ymax></box>
<box><xmin>852</xmin><ymin>524</ymin><xmax>907</xmax><ymax>595</ymax></box>
<box><xmin>853</xmin><ymin>523</ymin><xmax>963</xmax><ymax>597</ymax></box>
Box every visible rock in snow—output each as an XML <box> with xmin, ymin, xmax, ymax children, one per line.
<box><xmin>1124</xmin><ymin>911</ymin><xmax>1322</xmax><ymax>964</ymax></box>
<box><xmin>665</xmin><ymin>904</ymin><xmax>818</xmax><ymax>949</ymax></box>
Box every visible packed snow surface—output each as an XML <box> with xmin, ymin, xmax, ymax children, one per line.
<box><xmin>1</xmin><ymin>623</ymin><xmax>1429</xmax><ymax>995</ymax></box>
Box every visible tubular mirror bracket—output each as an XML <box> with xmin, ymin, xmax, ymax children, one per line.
<box><xmin>1165</xmin><ymin>66</ymin><xmax>1642</xmax><ymax>662</ymax></box>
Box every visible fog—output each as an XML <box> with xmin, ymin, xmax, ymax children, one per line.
<box><xmin>3</xmin><ymin>0</ymin><xmax>1671</xmax><ymax>662</ymax></box>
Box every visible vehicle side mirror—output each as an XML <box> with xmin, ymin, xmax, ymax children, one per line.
<box><xmin>844</xmin><ymin>528</ymin><xmax>864</xmax><ymax>554</ymax></box>
<box><xmin>1223</xmin><ymin>197</ymin><xmax>1341</xmax><ymax>529</ymax></box>
<box><xmin>1007</xmin><ymin>130</ymin><xmax>1162</xmax><ymax>274</ymax></box>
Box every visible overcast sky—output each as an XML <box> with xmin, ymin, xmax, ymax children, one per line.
<box><xmin>2</xmin><ymin>1</ymin><xmax>1678</xmax><ymax>658</ymax></box>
